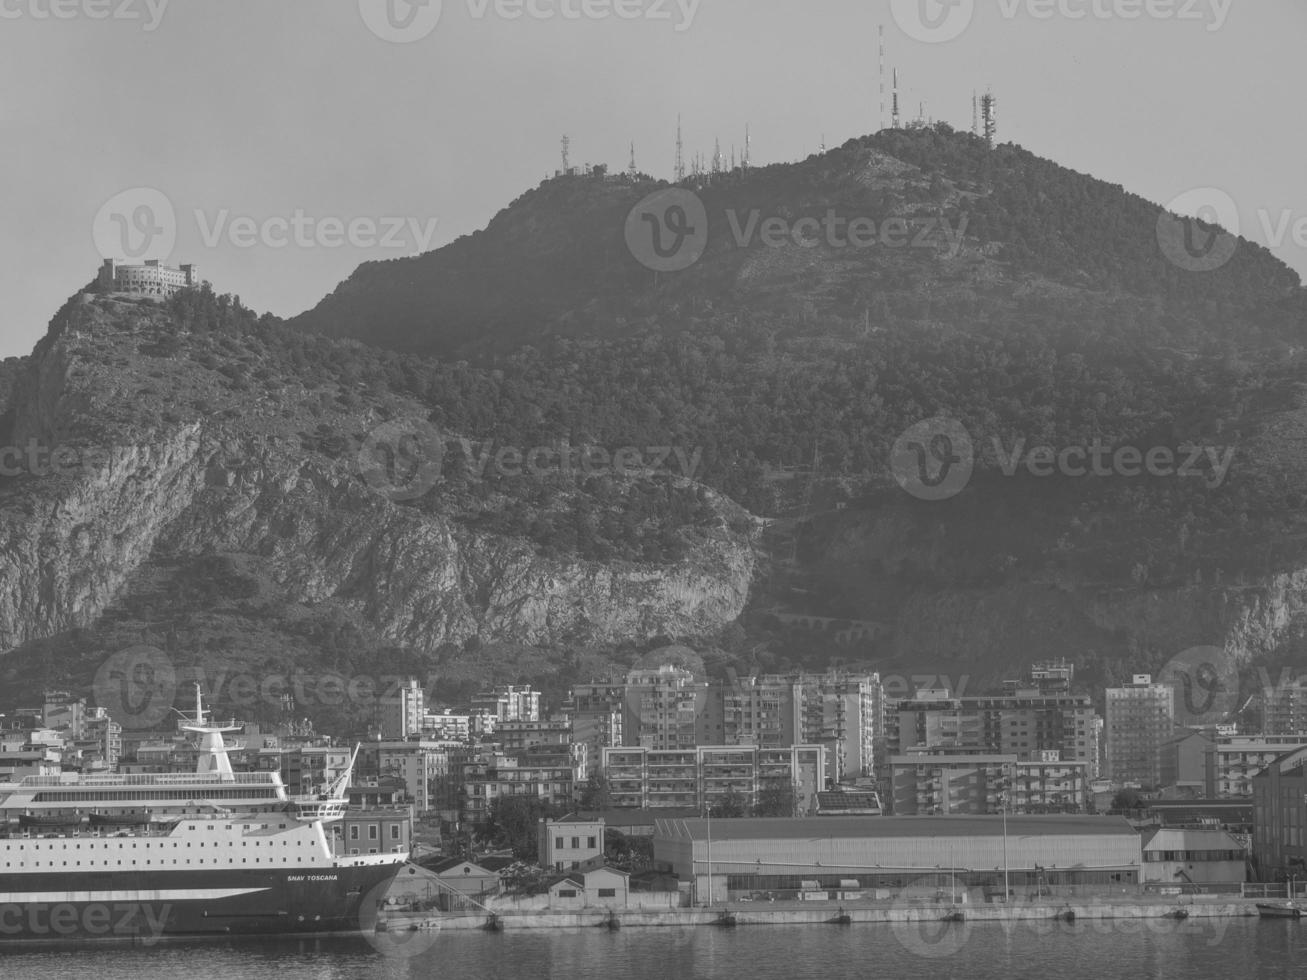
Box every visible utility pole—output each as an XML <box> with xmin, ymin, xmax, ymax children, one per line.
<box><xmin>892</xmin><ymin>68</ymin><xmax>900</xmax><ymax>129</ymax></box>
<box><xmin>879</xmin><ymin>24</ymin><xmax>886</xmax><ymax>132</ymax></box>
<box><xmin>704</xmin><ymin>803</ymin><xmax>713</xmax><ymax>907</ymax></box>
<box><xmin>1001</xmin><ymin>796</ymin><xmax>1010</xmax><ymax>902</ymax></box>
<box><xmin>981</xmin><ymin>90</ymin><xmax>998</xmax><ymax>147</ymax></box>
<box><xmin>675</xmin><ymin>114</ymin><xmax>686</xmax><ymax>181</ymax></box>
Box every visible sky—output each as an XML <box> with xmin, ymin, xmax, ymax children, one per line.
<box><xmin>1</xmin><ymin>0</ymin><xmax>1304</xmax><ymax>359</ymax></box>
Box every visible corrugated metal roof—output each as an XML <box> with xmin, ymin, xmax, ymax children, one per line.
<box><xmin>654</xmin><ymin>815</ymin><xmax>1137</xmax><ymax>842</ymax></box>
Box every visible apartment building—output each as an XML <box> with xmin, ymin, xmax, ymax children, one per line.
<box><xmin>1105</xmin><ymin>675</ymin><xmax>1176</xmax><ymax>788</ymax></box>
<box><xmin>890</xmin><ymin>688</ymin><xmax>1099</xmax><ymax>775</ymax></box>
<box><xmin>601</xmin><ymin>744</ymin><xmax>826</xmax><ymax>814</ymax></box>
<box><xmin>471</xmin><ymin>685</ymin><xmax>542</xmax><ymax>723</ymax></box>
<box><xmin>1252</xmin><ymin>746</ymin><xmax>1307</xmax><ymax>878</ymax></box>
<box><xmin>889</xmin><ymin>750</ymin><xmax>1089</xmax><ymax>815</ymax></box>
<box><xmin>461</xmin><ymin>754</ymin><xmax>576</xmax><ymax>826</ymax></box>
<box><xmin>378</xmin><ymin>678</ymin><xmax>425</xmax><ymax>740</ymax></box>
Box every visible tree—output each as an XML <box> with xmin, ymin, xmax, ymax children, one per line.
<box><xmin>1111</xmin><ymin>789</ymin><xmax>1143</xmax><ymax>812</ymax></box>
<box><xmin>710</xmin><ymin>786</ymin><xmax>748</xmax><ymax>818</ymax></box>
<box><xmin>485</xmin><ymin>796</ymin><xmax>561</xmax><ymax>860</ymax></box>
<box><xmin>756</xmin><ymin>779</ymin><xmax>797</xmax><ymax>818</ymax></box>
<box><xmin>579</xmin><ymin>773</ymin><xmax>611</xmax><ymax>811</ymax></box>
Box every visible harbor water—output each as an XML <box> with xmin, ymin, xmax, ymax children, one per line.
<box><xmin>2</xmin><ymin>914</ymin><xmax>1304</xmax><ymax>979</ymax></box>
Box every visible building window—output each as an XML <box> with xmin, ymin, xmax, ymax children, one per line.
<box><xmin>598</xmin><ymin>888</ymin><xmax>617</xmax><ymax>898</ymax></box>
<box><xmin>588</xmin><ymin>837</ymin><xmax>597</xmax><ymax>849</ymax></box>
<box><xmin>556</xmin><ymin>836</ymin><xmax>564</xmax><ymax>849</ymax></box>
<box><xmin>558</xmin><ymin>889</ymin><xmax>578</xmax><ymax>898</ymax></box>
<box><xmin>571</xmin><ymin>837</ymin><xmax>580</xmax><ymax>849</ymax></box>
<box><xmin>350</xmin><ymin>826</ymin><xmax>359</xmax><ymax>840</ymax></box>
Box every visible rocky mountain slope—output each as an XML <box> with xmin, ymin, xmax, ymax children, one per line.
<box><xmin>0</xmin><ymin>293</ymin><xmax>754</xmax><ymax>718</ymax></box>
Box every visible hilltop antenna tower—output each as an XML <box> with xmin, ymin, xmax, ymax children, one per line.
<box><xmin>561</xmin><ymin>135</ymin><xmax>571</xmax><ymax>174</ymax></box>
<box><xmin>879</xmin><ymin>24</ymin><xmax>886</xmax><ymax>131</ymax></box>
<box><xmin>972</xmin><ymin>91</ymin><xmax>979</xmax><ymax>136</ymax></box>
<box><xmin>744</xmin><ymin>124</ymin><xmax>751</xmax><ymax>170</ymax></box>
<box><xmin>628</xmin><ymin>142</ymin><xmax>638</xmax><ymax>177</ymax></box>
<box><xmin>981</xmin><ymin>90</ymin><xmax>997</xmax><ymax>147</ymax></box>
<box><xmin>675</xmin><ymin>115</ymin><xmax>686</xmax><ymax>181</ymax></box>
<box><xmin>892</xmin><ymin>68</ymin><xmax>901</xmax><ymax>129</ymax></box>
<box><xmin>713</xmin><ymin>138</ymin><xmax>722</xmax><ymax>175</ymax></box>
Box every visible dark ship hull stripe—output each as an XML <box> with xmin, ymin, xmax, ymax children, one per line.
<box><xmin>0</xmin><ymin>863</ymin><xmax>401</xmax><ymax>941</ymax></box>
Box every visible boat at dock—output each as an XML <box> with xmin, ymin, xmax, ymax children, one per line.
<box><xmin>1256</xmin><ymin>902</ymin><xmax>1303</xmax><ymax>919</ymax></box>
<box><xmin>0</xmin><ymin>686</ymin><xmax>407</xmax><ymax>942</ymax></box>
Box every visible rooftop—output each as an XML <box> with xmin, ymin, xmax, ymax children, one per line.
<box><xmin>654</xmin><ymin>815</ymin><xmax>1139</xmax><ymax>842</ymax></box>
<box><xmin>1142</xmin><ymin>827</ymin><xmax>1245</xmax><ymax>849</ymax></box>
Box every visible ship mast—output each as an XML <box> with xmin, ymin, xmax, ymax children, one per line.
<box><xmin>181</xmin><ymin>684</ymin><xmax>241</xmax><ymax>781</ymax></box>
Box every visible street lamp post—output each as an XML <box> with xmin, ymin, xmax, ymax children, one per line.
<box><xmin>1000</xmin><ymin>795</ymin><xmax>1010</xmax><ymax>903</ymax></box>
<box><xmin>704</xmin><ymin>800</ymin><xmax>713</xmax><ymax>908</ymax></box>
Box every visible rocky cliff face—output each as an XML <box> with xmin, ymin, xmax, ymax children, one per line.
<box><xmin>0</xmin><ymin>296</ymin><xmax>754</xmax><ymax>657</ymax></box>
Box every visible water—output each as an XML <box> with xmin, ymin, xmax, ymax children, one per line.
<box><xmin>1</xmin><ymin>917</ymin><xmax>1303</xmax><ymax>980</ymax></box>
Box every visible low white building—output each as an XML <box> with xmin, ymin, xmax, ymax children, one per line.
<box><xmin>538</xmin><ymin>815</ymin><xmax>605</xmax><ymax>871</ymax></box>
<box><xmin>1141</xmin><ymin>827</ymin><xmax>1247</xmax><ymax>889</ymax></box>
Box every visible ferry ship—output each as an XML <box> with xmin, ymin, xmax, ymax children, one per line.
<box><xmin>0</xmin><ymin>688</ymin><xmax>407</xmax><ymax>943</ymax></box>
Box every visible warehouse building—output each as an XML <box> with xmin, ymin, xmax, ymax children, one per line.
<box><xmin>653</xmin><ymin>815</ymin><xmax>1142</xmax><ymax>904</ymax></box>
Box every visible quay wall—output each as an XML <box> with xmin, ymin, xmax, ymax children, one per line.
<box><xmin>409</xmin><ymin>895</ymin><xmax>1262</xmax><ymax>932</ymax></box>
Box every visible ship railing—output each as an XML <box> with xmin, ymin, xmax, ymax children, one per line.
<box><xmin>293</xmin><ymin>799</ymin><xmax>349</xmax><ymax>822</ymax></box>
<box><xmin>18</xmin><ymin>772</ymin><xmax>280</xmax><ymax>788</ymax></box>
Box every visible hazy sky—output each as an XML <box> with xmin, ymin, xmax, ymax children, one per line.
<box><xmin>2</xmin><ymin>0</ymin><xmax>1303</xmax><ymax>359</ymax></box>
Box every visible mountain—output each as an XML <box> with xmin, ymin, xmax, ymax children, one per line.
<box><xmin>291</xmin><ymin>126</ymin><xmax>1307</xmax><ymax>700</ymax></box>
<box><xmin>4</xmin><ymin>126</ymin><xmax>1307</xmax><ymax>725</ymax></box>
